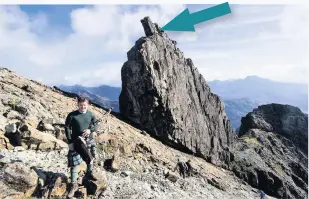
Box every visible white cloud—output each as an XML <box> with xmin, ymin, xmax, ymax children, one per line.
<box><xmin>70</xmin><ymin>5</ymin><xmax>119</xmax><ymax>37</ymax></box>
<box><xmin>178</xmin><ymin>5</ymin><xmax>309</xmax><ymax>84</ymax></box>
<box><xmin>0</xmin><ymin>4</ymin><xmax>186</xmax><ymax>86</ymax></box>
<box><xmin>62</xmin><ymin>61</ymin><xmax>123</xmax><ymax>87</ymax></box>
<box><xmin>0</xmin><ymin>4</ymin><xmax>308</xmax><ymax>87</ymax></box>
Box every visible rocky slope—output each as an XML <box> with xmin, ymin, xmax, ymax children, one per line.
<box><xmin>230</xmin><ymin>104</ymin><xmax>308</xmax><ymax>199</ymax></box>
<box><xmin>119</xmin><ymin>17</ymin><xmax>235</xmax><ymax>166</ymax></box>
<box><xmin>0</xmin><ymin>67</ymin><xmax>272</xmax><ymax>199</ymax></box>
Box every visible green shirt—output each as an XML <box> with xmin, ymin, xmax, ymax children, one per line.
<box><xmin>65</xmin><ymin>110</ymin><xmax>98</xmax><ymax>143</ymax></box>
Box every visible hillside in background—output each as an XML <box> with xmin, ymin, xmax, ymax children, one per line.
<box><xmin>223</xmin><ymin>98</ymin><xmax>260</xmax><ymax>131</ymax></box>
<box><xmin>57</xmin><ymin>84</ymin><xmax>121</xmax><ymax>112</ymax></box>
<box><xmin>207</xmin><ymin>76</ymin><xmax>308</xmax><ymax>111</ymax></box>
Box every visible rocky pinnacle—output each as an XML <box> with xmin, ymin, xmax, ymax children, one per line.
<box><xmin>119</xmin><ymin>17</ymin><xmax>235</xmax><ymax>165</ymax></box>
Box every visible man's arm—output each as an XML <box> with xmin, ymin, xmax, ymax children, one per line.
<box><xmin>83</xmin><ymin>112</ymin><xmax>98</xmax><ymax>139</ymax></box>
<box><xmin>65</xmin><ymin>113</ymin><xmax>73</xmax><ymax>144</ymax></box>
<box><xmin>89</xmin><ymin>113</ymin><xmax>98</xmax><ymax>133</ymax></box>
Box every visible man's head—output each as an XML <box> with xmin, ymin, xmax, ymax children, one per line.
<box><xmin>77</xmin><ymin>96</ymin><xmax>89</xmax><ymax>113</ymax></box>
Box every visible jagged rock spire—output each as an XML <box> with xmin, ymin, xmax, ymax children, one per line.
<box><xmin>119</xmin><ymin>17</ymin><xmax>235</xmax><ymax>166</ymax></box>
<box><xmin>141</xmin><ymin>16</ymin><xmax>164</xmax><ymax>37</ymax></box>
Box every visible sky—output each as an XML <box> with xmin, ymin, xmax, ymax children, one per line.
<box><xmin>0</xmin><ymin>4</ymin><xmax>308</xmax><ymax>87</ymax></box>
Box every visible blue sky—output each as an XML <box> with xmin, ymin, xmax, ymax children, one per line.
<box><xmin>20</xmin><ymin>5</ymin><xmax>84</xmax><ymax>34</ymax></box>
<box><xmin>0</xmin><ymin>4</ymin><xmax>308</xmax><ymax>87</ymax></box>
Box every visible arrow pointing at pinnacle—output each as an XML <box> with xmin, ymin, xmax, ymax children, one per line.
<box><xmin>161</xmin><ymin>2</ymin><xmax>231</xmax><ymax>32</ymax></box>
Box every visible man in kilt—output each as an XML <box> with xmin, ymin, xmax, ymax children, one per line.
<box><xmin>65</xmin><ymin>96</ymin><xmax>98</xmax><ymax>197</ymax></box>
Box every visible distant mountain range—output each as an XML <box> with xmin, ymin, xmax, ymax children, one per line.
<box><xmin>57</xmin><ymin>76</ymin><xmax>308</xmax><ymax>131</ymax></box>
<box><xmin>57</xmin><ymin>84</ymin><xmax>121</xmax><ymax>112</ymax></box>
<box><xmin>207</xmin><ymin>76</ymin><xmax>308</xmax><ymax>130</ymax></box>
<box><xmin>207</xmin><ymin>76</ymin><xmax>308</xmax><ymax>111</ymax></box>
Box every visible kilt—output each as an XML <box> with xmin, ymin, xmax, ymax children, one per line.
<box><xmin>67</xmin><ymin>136</ymin><xmax>97</xmax><ymax>167</ymax></box>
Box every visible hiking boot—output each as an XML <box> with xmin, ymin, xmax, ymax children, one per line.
<box><xmin>67</xmin><ymin>182</ymin><xmax>78</xmax><ymax>198</ymax></box>
<box><xmin>86</xmin><ymin>171</ymin><xmax>98</xmax><ymax>181</ymax></box>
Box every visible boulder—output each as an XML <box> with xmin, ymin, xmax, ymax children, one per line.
<box><xmin>43</xmin><ymin>123</ymin><xmax>55</xmax><ymax>131</ymax></box>
<box><xmin>21</xmin><ymin>84</ymin><xmax>37</xmax><ymax>94</ymax></box>
<box><xmin>0</xmin><ymin>181</ymin><xmax>24</xmax><ymax>199</ymax></box>
<box><xmin>5</xmin><ymin>123</ymin><xmax>16</xmax><ymax>133</ymax></box>
<box><xmin>1</xmin><ymin>162</ymin><xmax>38</xmax><ymax>198</ymax></box>
<box><xmin>14</xmin><ymin>102</ymin><xmax>28</xmax><ymax>115</ymax></box>
<box><xmin>42</xmin><ymin>118</ymin><xmax>54</xmax><ymax>125</ymax></box>
<box><xmin>48</xmin><ymin>175</ymin><xmax>68</xmax><ymax>198</ymax></box>
<box><xmin>0</xmin><ymin>131</ymin><xmax>14</xmax><ymax>150</ymax></box>
<box><xmin>207</xmin><ymin>178</ymin><xmax>227</xmax><ymax>191</ymax></box>
<box><xmin>82</xmin><ymin>168</ymin><xmax>108</xmax><ymax>196</ymax></box>
<box><xmin>5</xmin><ymin>110</ymin><xmax>23</xmax><ymax>120</ymax></box>
<box><xmin>4</xmin><ymin>123</ymin><xmax>22</xmax><ymax>147</ymax></box>
<box><xmin>20</xmin><ymin>124</ymin><xmax>67</xmax><ymax>150</ymax></box>
<box><xmin>165</xmin><ymin>171</ymin><xmax>179</xmax><ymax>183</ymax></box>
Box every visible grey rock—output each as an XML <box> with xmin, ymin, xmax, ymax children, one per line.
<box><xmin>14</xmin><ymin>102</ymin><xmax>28</xmax><ymax>116</ymax></box>
<box><xmin>43</xmin><ymin>123</ymin><xmax>55</xmax><ymax>131</ymax></box>
<box><xmin>232</xmin><ymin>104</ymin><xmax>308</xmax><ymax>199</ymax></box>
<box><xmin>119</xmin><ymin>17</ymin><xmax>235</xmax><ymax>166</ymax></box>
<box><xmin>164</xmin><ymin>171</ymin><xmax>178</xmax><ymax>183</ymax></box>
<box><xmin>0</xmin><ymin>115</ymin><xmax>7</xmax><ymax>131</ymax></box>
<box><xmin>239</xmin><ymin>103</ymin><xmax>308</xmax><ymax>153</ymax></box>
<box><xmin>2</xmin><ymin>162</ymin><xmax>38</xmax><ymax>194</ymax></box>
<box><xmin>141</xmin><ymin>16</ymin><xmax>163</xmax><ymax>37</ymax></box>
<box><xmin>207</xmin><ymin>178</ymin><xmax>226</xmax><ymax>191</ymax></box>
<box><xmin>42</xmin><ymin>118</ymin><xmax>54</xmax><ymax>124</ymax></box>
<box><xmin>21</xmin><ymin>84</ymin><xmax>36</xmax><ymax>94</ymax></box>
<box><xmin>5</xmin><ymin>110</ymin><xmax>23</xmax><ymax>120</ymax></box>
<box><xmin>82</xmin><ymin>168</ymin><xmax>108</xmax><ymax>196</ymax></box>
<box><xmin>5</xmin><ymin>123</ymin><xmax>16</xmax><ymax>133</ymax></box>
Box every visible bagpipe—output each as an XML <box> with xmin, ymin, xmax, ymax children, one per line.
<box><xmin>73</xmin><ymin>135</ymin><xmax>94</xmax><ymax>164</ymax></box>
<box><xmin>73</xmin><ymin>118</ymin><xmax>101</xmax><ymax>164</ymax></box>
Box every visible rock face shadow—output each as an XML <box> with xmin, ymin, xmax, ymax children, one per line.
<box><xmin>103</xmin><ymin>158</ymin><xmax>114</xmax><ymax>172</ymax></box>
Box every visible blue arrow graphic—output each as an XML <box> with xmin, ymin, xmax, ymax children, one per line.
<box><xmin>161</xmin><ymin>2</ymin><xmax>231</xmax><ymax>32</ymax></box>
